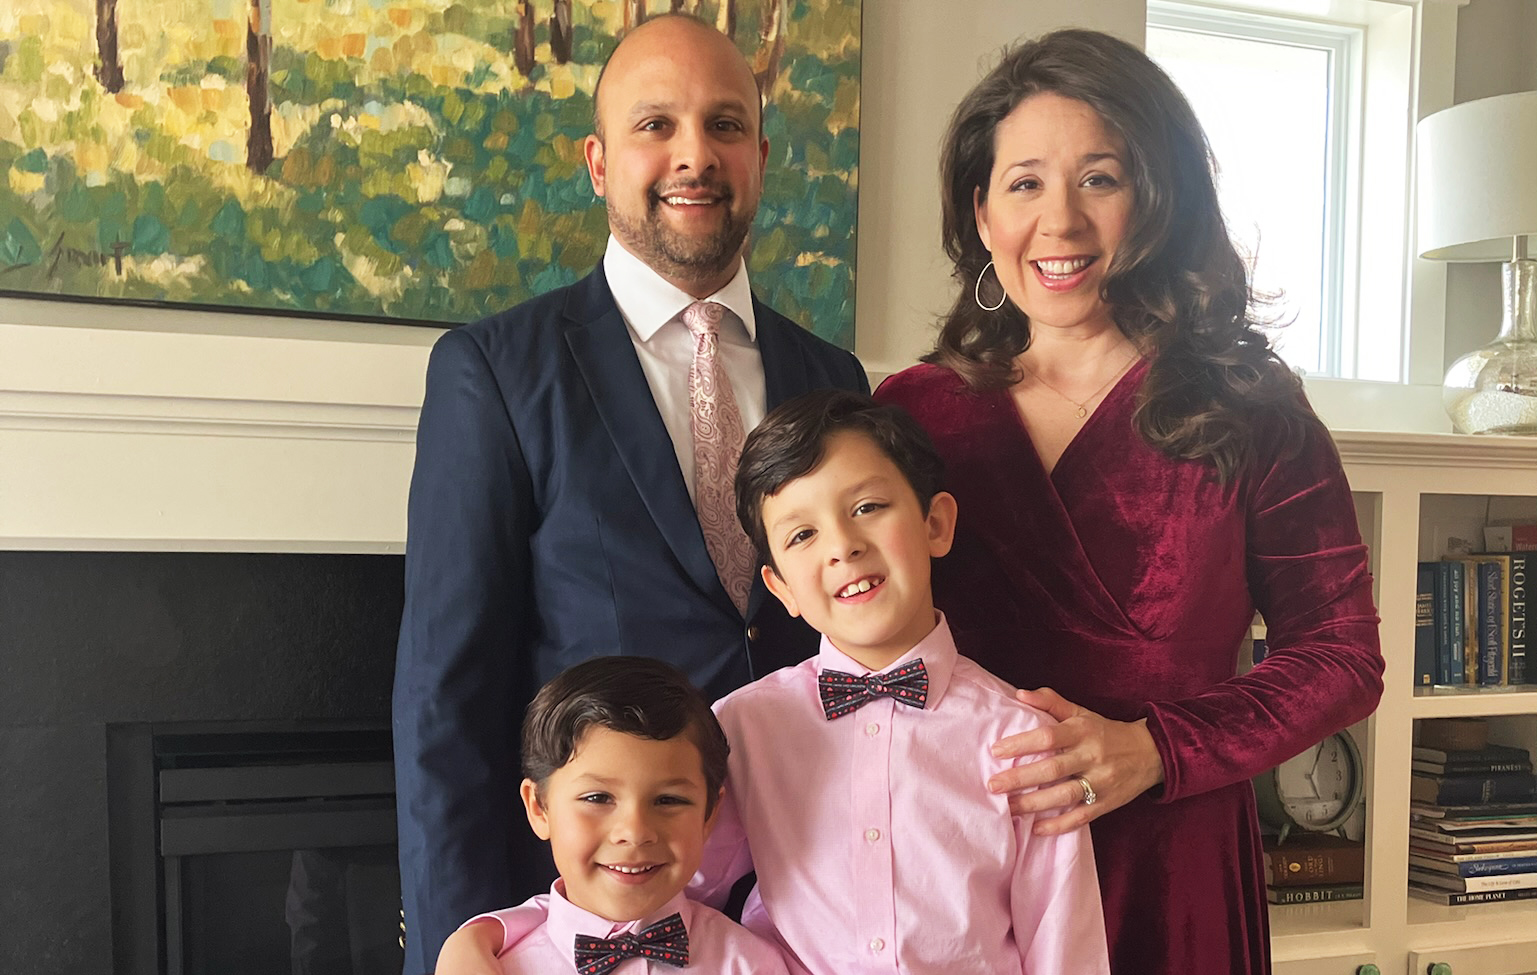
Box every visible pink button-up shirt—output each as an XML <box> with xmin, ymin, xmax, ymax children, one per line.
<box><xmin>695</xmin><ymin>616</ymin><xmax>1108</xmax><ymax>975</ymax></box>
<box><xmin>478</xmin><ymin>616</ymin><xmax>1108</xmax><ymax>974</ymax></box>
<box><xmin>492</xmin><ymin>882</ymin><xmax>790</xmax><ymax>975</ymax></box>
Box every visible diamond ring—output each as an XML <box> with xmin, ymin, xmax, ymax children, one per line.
<box><xmin>1077</xmin><ymin>776</ymin><xmax>1098</xmax><ymax>806</ymax></box>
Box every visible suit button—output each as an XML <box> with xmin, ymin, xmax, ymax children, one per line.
<box><xmin>746</xmin><ymin>626</ymin><xmax>760</xmax><ymax>642</ymax></box>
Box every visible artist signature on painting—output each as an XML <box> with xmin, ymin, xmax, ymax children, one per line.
<box><xmin>44</xmin><ymin>236</ymin><xmax>131</xmax><ymax>276</ymax></box>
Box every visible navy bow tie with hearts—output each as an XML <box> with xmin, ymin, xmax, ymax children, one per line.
<box><xmin>573</xmin><ymin>912</ymin><xmax>688</xmax><ymax>975</ymax></box>
<box><xmin>817</xmin><ymin>658</ymin><xmax>930</xmax><ymax>720</ymax></box>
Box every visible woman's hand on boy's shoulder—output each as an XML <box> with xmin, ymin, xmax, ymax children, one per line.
<box><xmin>986</xmin><ymin>686</ymin><xmax>1166</xmax><ymax>835</ymax></box>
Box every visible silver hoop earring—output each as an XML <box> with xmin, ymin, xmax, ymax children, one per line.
<box><xmin>974</xmin><ymin>260</ymin><xmax>1006</xmax><ymax>311</ymax></box>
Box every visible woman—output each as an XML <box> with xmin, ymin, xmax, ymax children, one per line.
<box><xmin>875</xmin><ymin>29</ymin><xmax>1382</xmax><ymax>975</ymax></box>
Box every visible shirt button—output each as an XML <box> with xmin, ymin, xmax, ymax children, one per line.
<box><xmin>746</xmin><ymin>625</ymin><xmax>760</xmax><ymax>642</ymax></box>
<box><xmin>865</xmin><ymin>828</ymin><xmax>881</xmax><ymax>842</ymax></box>
<box><xmin>865</xmin><ymin>722</ymin><xmax>880</xmax><ymax>736</ymax></box>
<box><xmin>869</xmin><ymin>938</ymin><xmax>885</xmax><ymax>952</ymax></box>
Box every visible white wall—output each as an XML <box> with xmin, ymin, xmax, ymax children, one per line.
<box><xmin>2</xmin><ymin>0</ymin><xmax>1531</xmax><ymax>550</ymax></box>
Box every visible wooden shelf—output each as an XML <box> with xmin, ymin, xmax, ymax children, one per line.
<box><xmin>1405</xmin><ymin>894</ymin><xmax>1537</xmax><ymax>936</ymax></box>
<box><xmin>1281</xmin><ymin>433</ymin><xmax>1537</xmax><ymax>973</ymax></box>
<box><xmin>1410</xmin><ymin>688</ymin><xmax>1537</xmax><ymax>718</ymax></box>
<box><xmin>1269</xmin><ymin>899</ymin><xmax>1367</xmax><ymax>941</ymax></box>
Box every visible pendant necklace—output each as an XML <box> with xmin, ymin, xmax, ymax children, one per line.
<box><xmin>1020</xmin><ymin>350</ymin><xmax>1139</xmax><ymax>419</ymax></box>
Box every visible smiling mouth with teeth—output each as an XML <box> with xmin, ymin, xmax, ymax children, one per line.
<box><xmin>837</xmin><ymin>577</ymin><xmax>884</xmax><ymax>598</ymax></box>
<box><xmin>603</xmin><ymin>863</ymin><xmax>659</xmax><ymax>875</ymax></box>
<box><xmin>1033</xmin><ymin>257</ymin><xmax>1095</xmax><ymax>278</ymax></box>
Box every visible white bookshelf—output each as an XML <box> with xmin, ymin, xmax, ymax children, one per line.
<box><xmin>1269</xmin><ymin>431</ymin><xmax>1537</xmax><ymax>975</ymax></box>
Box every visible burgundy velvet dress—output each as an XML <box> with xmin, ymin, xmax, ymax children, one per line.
<box><xmin>875</xmin><ymin>360</ymin><xmax>1383</xmax><ymax>975</ymax></box>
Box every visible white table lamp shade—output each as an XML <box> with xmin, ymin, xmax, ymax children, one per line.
<box><xmin>1417</xmin><ymin>90</ymin><xmax>1537</xmax><ymax>261</ymax></box>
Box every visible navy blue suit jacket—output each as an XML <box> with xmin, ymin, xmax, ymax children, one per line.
<box><xmin>392</xmin><ymin>267</ymin><xmax>867</xmax><ymax>974</ymax></box>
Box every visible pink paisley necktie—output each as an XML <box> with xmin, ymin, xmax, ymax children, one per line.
<box><xmin>683</xmin><ymin>300</ymin><xmax>756</xmax><ymax>615</ymax></box>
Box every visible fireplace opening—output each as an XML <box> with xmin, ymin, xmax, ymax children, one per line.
<box><xmin>108</xmin><ymin>721</ymin><xmax>403</xmax><ymax>975</ymax></box>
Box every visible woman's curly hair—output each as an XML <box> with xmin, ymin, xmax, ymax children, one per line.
<box><xmin>927</xmin><ymin>29</ymin><xmax>1310</xmax><ymax>481</ymax></box>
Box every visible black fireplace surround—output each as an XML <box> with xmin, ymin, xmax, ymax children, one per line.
<box><xmin>0</xmin><ymin>551</ymin><xmax>403</xmax><ymax>975</ymax></box>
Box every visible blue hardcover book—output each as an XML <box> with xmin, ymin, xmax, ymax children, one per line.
<box><xmin>1415</xmin><ymin>563</ymin><xmax>1436</xmax><ymax>687</ymax></box>
<box><xmin>1446</xmin><ymin>855</ymin><xmax>1537</xmax><ymax>877</ymax></box>
<box><xmin>1478</xmin><ymin>561</ymin><xmax>1504</xmax><ymax>685</ymax></box>
<box><xmin>1438</xmin><ymin>561</ymin><xmax>1467</xmax><ymax>685</ymax></box>
<box><xmin>1512</xmin><ymin>553</ymin><xmax>1531</xmax><ymax>685</ymax></box>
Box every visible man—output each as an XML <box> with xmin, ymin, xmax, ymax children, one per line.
<box><xmin>391</xmin><ymin>14</ymin><xmax>867</xmax><ymax>974</ymax></box>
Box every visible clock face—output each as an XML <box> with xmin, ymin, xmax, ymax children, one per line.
<box><xmin>1274</xmin><ymin>734</ymin><xmax>1359</xmax><ymax>828</ymax></box>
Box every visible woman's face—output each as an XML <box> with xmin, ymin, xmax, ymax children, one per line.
<box><xmin>974</xmin><ymin>92</ymin><xmax>1134</xmax><ymax>336</ymax></box>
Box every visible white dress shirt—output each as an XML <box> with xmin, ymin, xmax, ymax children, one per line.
<box><xmin>603</xmin><ymin>236</ymin><xmax>767</xmax><ymax>503</ymax></box>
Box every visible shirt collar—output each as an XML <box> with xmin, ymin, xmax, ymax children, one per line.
<box><xmin>602</xmin><ymin>234</ymin><xmax>757</xmax><ymax>342</ymax></box>
<box><xmin>815</xmin><ymin>612</ymin><xmax>958</xmax><ymax>710</ymax></box>
<box><xmin>543</xmin><ymin>880</ymin><xmax>692</xmax><ymax>965</ymax></box>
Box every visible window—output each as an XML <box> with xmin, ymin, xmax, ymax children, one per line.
<box><xmin>1148</xmin><ymin>4</ymin><xmax>1357</xmax><ymax>377</ymax></box>
<box><xmin>1146</xmin><ymin>0</ymin><xmax>1447</xmax><ymax>384</ymax></box>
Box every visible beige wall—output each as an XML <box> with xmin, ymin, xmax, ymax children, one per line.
<box><xmin>853</xmin><ymin>0</ymin><xmax>1145</xmax><ymax>379</ymax></box>
<box><xmin>1442</xmin><ymin>0</ymin><xmax>1537</xmax><ymax>367</ymax></box>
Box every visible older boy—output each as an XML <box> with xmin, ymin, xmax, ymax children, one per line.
<box><xmin>445</xmin><ymin>391</ymin><xmax>1109</xmax><ymax>974</ymax></box>
<box><xmin>452</xmin><ymin>656</ymin><xmax>789</xmax><ymax>975</ymax></box>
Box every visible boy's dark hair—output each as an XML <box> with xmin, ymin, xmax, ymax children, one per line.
<box><xmin>735</xmin><ymin>389</ymin><xmax>945</xmax><ymax>567</ymax></box>
<box><xmin>522</xmin><ymin>656</ymin><xmax>729</xmax><ymax>816</ymax></box>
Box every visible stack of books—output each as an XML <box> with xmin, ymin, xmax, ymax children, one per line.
<box><xmin>1414</xmin><ymin>550</ymin><xmax>1532</xmax><ymax>687</ymax></box>
<box><xmin>1408</xmin><ymin>740</ymin><xmax>1537</xmax><ymax>905</ymax></box>
<box><xmin>1264</xmin><ymin>833</ymin><xmax>1364</xmax><ymax>904</ymax></box>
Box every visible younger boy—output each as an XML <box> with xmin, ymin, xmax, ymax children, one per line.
<box><xmin>449</xmin><ymin>655</ymin><xmax>790</xmax><ymax>975</ymax></box>
<box><xmin>443</xmin><ymin>390</ymin><xmax>1109</xmax><ymax>974</ymax></box>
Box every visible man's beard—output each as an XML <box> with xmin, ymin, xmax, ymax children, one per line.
<box><xmin>608</xmin><ymin>184</ymin><xmax>755</xmax><ymax>283</ymax></box>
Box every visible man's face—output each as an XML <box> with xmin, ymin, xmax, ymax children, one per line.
<box><xmin>585</xmin><ymin>20</ymin><xmax>769</xmax><ymax>296</ymax></box>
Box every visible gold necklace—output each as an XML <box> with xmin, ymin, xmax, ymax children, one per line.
<box><xmin>1019</xmin><ymin>350</ymin><xmax>1139</xmax><ymax>419</ymax></box>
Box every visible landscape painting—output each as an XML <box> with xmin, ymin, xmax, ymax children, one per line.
<box><xmin>0</xmin><ymin>0</ymin><xmax>861</xmax><ymax>346</ymax></box>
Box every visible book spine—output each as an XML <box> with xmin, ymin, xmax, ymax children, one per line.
<box><xmin>1433</xmin><ymin>562</ymin><xmax>1459</xmax><ymax>684</ymax></box>
<box><xmin>1454</xmin><ymin>871</ymin><xmax>1537</xmax><ymax>891</ymax></box>
<box><xmin>1415</xmin><ymin>563</ymin><xmax>1436</xmax><ymax>687</ymax></box>
<box><xmin>1448</xmin><ymin>561</ymin><xmax>1467</xmax><ymax>684</ymax></box>
<box><xmin>1514</xmin><ymin>524</ymin><xmax>1537</xmax><ymax>551</ymax></box>
<box><xmin>1410</xmin><ymin>867</ymin><xmax>1537</xmax><ymax>891</ymax></box>
<box><xmin>1416</xmin><ymin>772</ymin><xmax>1537</xmax><ymax>804</ymax></box>
<box><xmin>1265</xmin><ymin>848</ymin><xmax>1365</xmax><ymax>886</ymax></box>
<box><xmin>1444</xmin><ymin>886</ymin><xmax>1537</xmax><ymax>904</ymax></box>
<box><xmin>1461</xmin><ymin>559</ymin><xmax>1479</xmax><ymax>684</ymax></box>
<box><xmin>1478</xmin><ymin>561</ymin><xmax>1503</xmax><ymax>685</ymax></box>
<box><xmin>1414</xmin><ymin>761</ymin><xmax>1534</xmax><ymax>775</ymax></box>
<box><xmin>1412</xmin><ymin>885</ymin><xmax>1537</xmax><ymax>905</ymax></box>
<box><xmin>1457</xmin><ymin>855</ymin><xmax>1537</xmax><ymax>877</ymax></box>
<box><xmin>1512</xmin><ymin>553</ymin><xmax>1530</xmax><ymax>685</ymax></box>
<box><xmin>1267</xmin><ymin>884</ymin><xmax>1363</xmax><ymax>905</ymax></box>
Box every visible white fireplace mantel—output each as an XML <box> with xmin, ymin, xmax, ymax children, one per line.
<box><xmin>4</xmin><ymin>295</ymin><xmax>1523</xmax><ymax>554</ymax></box>
<box><xmin>1</xmin><ymin>301</ymin><xmax>442</xmax><ymax>553</ymax></box>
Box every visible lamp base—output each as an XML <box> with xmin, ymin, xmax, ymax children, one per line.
<box><xmin>1442</xmin><ymin>344</ymin><xmax>1537</xmax><ymax>434</ymax></box>
<box><xmin>1442</xmin><ymin>257</ymin><xmax>1537</xmax><ymax>435</ymax></box>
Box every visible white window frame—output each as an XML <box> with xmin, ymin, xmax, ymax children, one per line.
<box><xmin>1149</xmin><ymin>2</ymin><xmax>1360</xmax><ymax>377</ymax></box>
<box><xmin>1146</xmin><ymin>0</ymin><xmax>1462</xmax><ymax>390</ymax></box>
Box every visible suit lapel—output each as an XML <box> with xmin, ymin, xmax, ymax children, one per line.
<box><xmin>564</xmin><ymin>270</ymin><xmax>738</xmax><ymax>617</ymax></box>
<box><xmin>754</xmin><ymin>296</ymin><xmax>812</xmax><ymax>411</ymax></box>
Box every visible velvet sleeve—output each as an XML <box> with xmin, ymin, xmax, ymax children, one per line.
<box><xmin>1141</xmin><ymin>412</ymin><xmax>1384</xmax><ymax>802</ymax></box>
